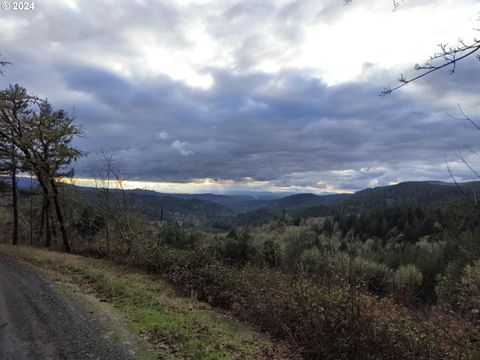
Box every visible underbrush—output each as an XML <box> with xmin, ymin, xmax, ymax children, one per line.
<box><xmin>127</xmin><ymin>242</ymin><xmax>480</xmax><ymax>359</ymax></box>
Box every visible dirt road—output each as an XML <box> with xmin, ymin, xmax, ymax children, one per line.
<box><xmin>0</xmin><ymin>255</ymin><xmax>131</xmax><ymax>360</ymax></box>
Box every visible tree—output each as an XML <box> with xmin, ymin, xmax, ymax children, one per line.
<box><xmin>29</xmin><ymin>101</ymin><xmax>82</xmax><ymax>252</ymax></box>
<box><xmin>393</xmin><ymin>264</ymin><xmax>423</xmax><ymax>305</ymax></box>
<box><xmin>88</xmin><ymin>149</ymin><xmax>119</xmax><ymax>255</ymax></box>
<box><xmin>0</xmin><ymin>85</ymin><xmax>83</xmax><ymax>252</ymax></box>
<box><xmin>0</xmin><ymin>86</ymin><xmax>32</xmax><ymax>246</ymax></box>
<box><xmin>0</xmin><ymin>126</ymin><xmax>19</xmax><ymax>245</ymax></box>
<box><xmin>0</xmin><ymin>55</ymin><xmax>19</xmax><ymax>245</ymax></box>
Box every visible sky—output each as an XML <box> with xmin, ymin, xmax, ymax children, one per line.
<box><xmin>1</xmin><ymin>0</ymin><xmax>480</xmax><ymax>194</ymax></box>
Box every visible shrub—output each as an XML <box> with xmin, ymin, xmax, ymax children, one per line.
<box><xmin>220</xmin><ymin>231</ymin><xmax>254</xmax><ymax>266</ymax></box>
<box><xmin>354</xmin><ymin>257</ymin><xmax>392</xmax><ymax>295</ymax></box>
<box><xmin>454</xmin><ymin>261</ymin><xmax>480</xmax><ymax>321</ymax></box>
<box><xmin>298</xmin><ymin>247</ymin><xmax>328</xmax><ymax>276</ymax></box>
<box><xmin>262</xmin><ymin>239</ymin><xmax>281</xmax><ymax>267</ymax></box>
<box><xmin>393</xmin><ymin>264</ymin><xmax>423</xmax><ymax>305</ymax></box>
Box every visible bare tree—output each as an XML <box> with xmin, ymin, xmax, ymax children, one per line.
<box><xmin>88</xmin><ymin>149</ymin><xmax>117</xmax><ymax>254</ymax></box>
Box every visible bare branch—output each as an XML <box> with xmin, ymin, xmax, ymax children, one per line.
<box><xmin>381</xmin><ymin>40</ymin><xmax>480</xmax><ymax>95</ymax></box>
<box><xmin>445</xmin><ymin>154</ymin><xmax>475</xmax><ymax>206</ymax></box>
<box><xmin>447</xmin><ymin>104</ymin><xmax>480</xmax><ymax>131</ymax></box>
<box><xmin>0</xmin><ymin>52</ymin><xmax>11</xmax><ymax>75</ymax></box>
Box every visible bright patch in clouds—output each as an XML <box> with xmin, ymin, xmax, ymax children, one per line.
<box><xmin>63</xmin><ymin>177</ymin><xmax>353</xmax><ymax>194</ymax></box>
<box><xmin>138</xmin><ymin>36</ymin><xmax>215</xmax><ymax>89</ymax></box>
<box><xmin>295</xmin><ymin>2</ymin><xmax>479</xmax><ymax>84</ymax></box>
<box><xmin>171</xmin><ymin>140</ymin><xmax>194</xmax><ymax>156</ymax></box>
<box><xmin>117</xmin><ymin>0</ymin><xmax>480</xmax><ymax>86</ymax></box>
<box><xmin>156</xmin><ymin>131</ymin><xmax>170</xmax><ymax>140</ymax></box>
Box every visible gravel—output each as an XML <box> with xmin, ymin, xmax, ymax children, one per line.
<box><xmin>0</xmin><ymin>255</ymin><xmax>132</xmax><ymax>360</ymax></box>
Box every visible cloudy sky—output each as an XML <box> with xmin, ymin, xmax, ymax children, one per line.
<box><xmin>1</xmin><ymin>0</ymin><xmax>480</xmax><ymax>194</ymax></box>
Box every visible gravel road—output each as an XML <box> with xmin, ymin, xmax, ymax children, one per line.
<box><xmin>0</xmin><ymin>255</ymin><xmax>132</xmax><ymax>360</ymax></box>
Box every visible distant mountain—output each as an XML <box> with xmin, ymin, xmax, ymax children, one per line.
<box><xmin>0</xmin><ymin>176</ymin><xmax>39</xmax><ymax>188</ymax></box>
<box><xmin>231</xmin><ymin>193</ymin><xmax>348</xmax><ymax>225</ymax></box>
<box><xmin>237</xmin><ymin>181</ymin><xmax>480</xmax><ymax>225</ymax></box>
<box><xmin>172</xmin><ymin>193</ymin><xmax>274</xmax><ymax>212</ymax></box>
<box><xmin>266</xmin><ymin>181</ymin><xmax>480</xmax><ymax>213</ymax></box>
<box><xmin>339</xmin><ymin>181</ymin><xmax>480</xmax><ymax>210</ymax></box>
<box><xmin>77</xmin><ymin>187</ymin><xmax>234</xmax><ymax>223</ymax></box>
<box><xmin>4</xmin><ymin>176</ymin><xmax>480</xmax><ymax>226</ymax></box>
<box><xmin>268</xmin><ymin>193</ymin><xmax>351</xmax><ymax>209</ymax></box>
<box><xmin>126</xmin><ymin>190</ymin><xmax>281</xmax><ymax>212</ymax></box>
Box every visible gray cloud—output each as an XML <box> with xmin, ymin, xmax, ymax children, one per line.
<box><xmin>1</xmin><ymin>0</ymin><xmax>479</xmax><ymax>192</ymax></box>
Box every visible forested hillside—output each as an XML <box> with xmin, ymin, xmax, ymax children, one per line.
<box><xmin>3</xmin><ymin>174</ymin><xmax>480</xmax><ymax>359</ymax></box>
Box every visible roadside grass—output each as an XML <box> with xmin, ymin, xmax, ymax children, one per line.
<box><xmin>0</xmin><ymin>244</ymin><xmax>295</xmax><ymax>360</ymax></box>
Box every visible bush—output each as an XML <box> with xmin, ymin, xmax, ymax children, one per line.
<box><xmin>262</xmin><ymin>239</ymin><xmax>281</xmax><ymax>267</ymax></box>
<box><xmin>354</xmin><ymin>257</ymin><xmax>392</xmax><ymax>295</ymax></box>
<box><xmin>298</xmin><ymin>247</ymin><xmax>328</xmax><ymax>276</ymax></box>
<box><xmin>394</xmin><ymin>264</ymin><xmax>423</xmax><ymax>305</ymax></box>
<box><xmin>220</xmin><ymin>230</ymin><xmax>254</xmax><ymax>266</ymax></box>
<box><xmin>455</xmin><ymin>261</ymin><xmax>480</xmax><ymax>321</ymax></box>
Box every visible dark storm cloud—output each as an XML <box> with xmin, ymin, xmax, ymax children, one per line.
<box><xmin>50</xmin><ymin>62</ymin><xmax>480</xmax><ymax>189</ymax></box>
<box><xmin>1</xmin><ymin>0</ymin><xmax>479</xmax><ymax>192</ymax></box>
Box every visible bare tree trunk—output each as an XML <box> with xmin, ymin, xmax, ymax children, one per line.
<box><xmin>38</xmin><ymin>180</ymin><xmax>52</xmax><ymax>248</ymax></box>
<box><xmin>50</xmin><ymin>180</ymin><xmax>71</xmax><ymax>253</ymax></box>
<box><xmin>38</xmin><ymin>198</ymin><xmax>45</xmax><ymax>243</ymax></box>
<box><xmin>9</xmin><ymin>130</ymin><xmax>18</xmax><ymax>246</ymax></box>
<box><xmin>104</xmin><ymin>154</ymin><xmax>112</xmax><ymax>255</ymax></box>
<box><xmin>30</xmin><ymin>174</ymin><xmax>33</xmax><ymax>245</ymax></box>
<box><xmin>11</xmin><ymin>166</ymin><xmax>18</xmax><ymax>245</ymax></box>
<box><xmin>104</xmin><ymin>182</ymin><xmax>110</xmax><ymax>255</ymax></box>
<box><xmin>45</xmin><ymin>199</ymin><xmax>52</xmax><ymax>248</ymax></box>
<box><xmin>51</xmin><ymin>210</ymin><xmax>58</xmax><ymax>244</ymax></box>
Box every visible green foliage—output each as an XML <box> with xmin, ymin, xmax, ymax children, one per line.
<box><xmin>353</xmin><ymin>257</ymin><xmax>392</xmax><ymax>295</ymax></box>
<box><xmin>438</xmin><ymin>261</ymin><xmax>480</xmax><ymax>320</ymax></box>
<box><xmin>459</xmin><ymin>261</ymin><xmax>480</xmax><ymax>314</ymax></box>
<box><xmin>262</xmin><ymin>239</ymin><xmax>281</xmax><ymax>267</ymax></box>
<box><xmin>393</xmin><ymin>264</ymin><xmax>423</xmax><ymax>305</ymax></box>
<box><xmin>298</xmin><ymin>247</ymin><xmax>328</xmax><ymax>275</ymax></box>
<box><xmin>220</xmin><ymin>230</ymin><xmax>253</xmax><ymax>266</ymax></box>
<box><xmin>284</xmin><ymin>228</ymin><xmax>318</xmax><ymax>265</ymax></box>
<box><xmin>0</xmin><ymin>179</ymin><xmax>9</xmax><ymax>192</ymax></box>
<box><xmin>75</xmin><ymin>205</ymin><xmax>104</xmax><ymax>237</ymax></box>
<box><xmin>161</xmin><ymin>223</ymin><xmax>196</xmax><ymax>250</ymax></box>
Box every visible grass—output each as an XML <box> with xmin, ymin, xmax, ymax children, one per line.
<box><xmin>0</xmin><ymin>244</ymin><xmax>295</xmax><ymax>360</ymax></box>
